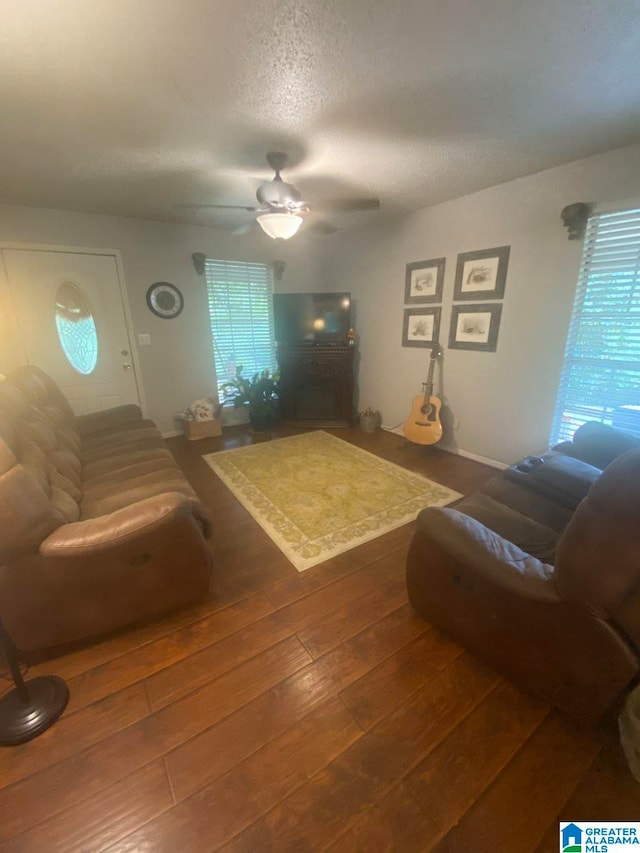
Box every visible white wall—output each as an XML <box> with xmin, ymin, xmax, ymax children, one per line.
<box><xmin>0</xmin><ymin>204</ymin><xmax>323</xmax><ymax>432</ymax></box>
<box><xmin>3</xmin><ymin>141</ymin><xmax>639</xmax><ymax>454</ymax></box>
<box><xmin>321</xmin><ymin>142</ymin><xmax>640</xmax><ymax>465</ymax></box>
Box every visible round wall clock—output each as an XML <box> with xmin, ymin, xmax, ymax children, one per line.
<box><xmin>146</xmin><ymin>282</ymin><xmax>184</xmax><ymax>319</ymax></box>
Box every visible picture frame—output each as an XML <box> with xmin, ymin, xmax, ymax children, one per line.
<box><xmin>402</xmin><ymin>306</ymin><xmax>442</xmax><ymax>348</ymax></box>
<box><xmin>453</xmin><ymin>246</ymin><xmax>510</xmax><ymax>301</ymax></box>
<box><xmin>448</xmin><ymin>304</ymin><xmax>502</xmax><ymax>352</ymax></box>
<box><xmin>404</xmin><ymin>258</ymin><xmax>445</xmax><ymax>304</ymax></box>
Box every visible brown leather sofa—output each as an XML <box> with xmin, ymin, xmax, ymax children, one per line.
<box><xmin>406</xmin><ymin>424</ymin><xmax>640</xmax><ymax>722</ymax></box>
<box><xmin>0</xmin><ymin>365</ymin><xmax>213</xmax><ymax>652</ymax></box>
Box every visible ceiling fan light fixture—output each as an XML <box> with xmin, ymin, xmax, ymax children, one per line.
<box><xmin>256</xmin><ymin>212</ymin><xmax>303</xmax><ymax>240</ymax></box>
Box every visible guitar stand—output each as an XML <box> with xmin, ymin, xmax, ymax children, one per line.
<box><xmin>396</xmin><ymin>438</ymin><xmax>438</xmax><ymax>451</ymax></box>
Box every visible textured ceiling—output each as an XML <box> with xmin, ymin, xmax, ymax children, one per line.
<box><xmin>0</xmin><ymin>0</ymin><xmax>639</xmax><ymax>233</ymax></box>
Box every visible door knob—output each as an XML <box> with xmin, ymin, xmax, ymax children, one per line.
<box><xmin>123</xmin><ymin>363</ymin><xmax>132</xmax><ymax>370</ymax></box>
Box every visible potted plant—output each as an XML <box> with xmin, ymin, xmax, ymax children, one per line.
<box><xmin>221</xmin><ymin>366</ymin><xmax>280</xmax><ymax>432</ymax></box>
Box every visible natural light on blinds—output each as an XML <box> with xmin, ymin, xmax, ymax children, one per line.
<box><xmin>550</xmin><ymin>207</ymin><xmax>640</xmax><ymax>444</ymax></box>
<box><xmin>204</xmin><ymin>259</ymin><xmax>277</xmax><ymax>395</ymax></box>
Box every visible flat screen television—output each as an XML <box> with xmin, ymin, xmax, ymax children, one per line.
<box><xmin>273</xmin><ymin>292</ymin><xmax>351</xmax><ymax>345</ymax></box>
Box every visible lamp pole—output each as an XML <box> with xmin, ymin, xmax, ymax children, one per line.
<box><xmin>0</xmin><ymin>615</ymin><xmax>69</xmax><ymax>746</ymax></box>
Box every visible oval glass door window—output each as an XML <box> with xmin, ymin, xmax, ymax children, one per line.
<box><xmin>54</xmin><ymin>282</ymin><xmax>99</xmax><ymax>375</ymax></box>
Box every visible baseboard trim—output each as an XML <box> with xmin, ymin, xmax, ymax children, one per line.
<box><xmin>381</xmin><ymin>425</ymin><xmax>507</xmax><ymax>470</ymax></box>
<box><xmin>167</xmin><ymin>418</ymin><xmax>508</xmax><ymax>467</ymax></box>
<box><xmin>444</xmin><ymin>446</ymin><xmax>508</xmax><ymax>470</ymax></box>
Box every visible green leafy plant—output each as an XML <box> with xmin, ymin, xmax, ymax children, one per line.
<box><xmin>359</xmin><ymin>407</ymin><xmax>380</xmax><ymax>419</ymax></box>
<box><xmin>221</xmin><ymin>366</ymin><xmax>280</xmax><ymax>416</ymax></box>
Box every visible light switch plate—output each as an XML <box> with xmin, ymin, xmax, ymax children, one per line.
<box><xmin>138</xmin><ymin>333</ymin><xmax>151</xmax><ymax>346</ymax></box>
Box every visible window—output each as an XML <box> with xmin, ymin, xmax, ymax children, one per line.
<box><xmin>54</xmin><ymin>281</ymin><xmax>98</xmax><ymax>375</ymax></box>
<box><xmin>204</xmin><ymin>259</ymin><xmax>277</xmax><ymax>395</ymax></box>
<box><xmin>550</xmin><ymin>207</ymin><xmax>640</xmax><ymax>443</ymax></box>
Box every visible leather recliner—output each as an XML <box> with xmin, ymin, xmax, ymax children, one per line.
<box><xmin>0</xmin><ymin>365</ymin><xmax>213</xmax><ymax>652</ymax></box>
<box><xmin>406</xmin><ymin>435</ymin><xmax>640</xmax><ymax>722</ymax></box>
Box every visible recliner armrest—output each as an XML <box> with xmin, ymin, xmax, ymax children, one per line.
<box><xmin>505</xmin><ymin>454</ymin><xmax>600</xmax><ymax>509</ymax></box>
<box><xmin>416</xmin><ymin>506</ymin><xmax>559</xmax><ymax>603</ymax></box>
<box><xmin>39</xmin><ymin>492</ymin><xmax>212</xmax><ymax>555</ymax></box>
<box><xmin>530</xmin><ymin>455</ymin><xmax>600</xmax><ymax>499</ymax></box>
<box><xmin>76</xmin><ymin>405</ymin><xmax>143</xmax><ymax>437</ymax></box>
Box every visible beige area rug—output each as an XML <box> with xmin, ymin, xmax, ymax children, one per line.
<box><xmin>203</xmin><ymin>431</ymin><xmax>461</xmax><ymax>572</ymax></box>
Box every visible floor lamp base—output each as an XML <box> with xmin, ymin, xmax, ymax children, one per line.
<box><xmin>0</xmin><ymin>676</ymin><xmax>69</xmax><ymax>746</ymax></box>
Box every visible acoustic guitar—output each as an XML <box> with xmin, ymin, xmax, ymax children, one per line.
<box><xmin>403</xmin><ymin>344</ymin><xmax>443</xmax><ymax>445</ymax></box>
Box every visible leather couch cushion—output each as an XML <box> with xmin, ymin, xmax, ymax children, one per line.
<box><xmin>505</xmin><ymin>454</ymin><xmax>601</xmax><ymax>510</ymax></box>
<box><xmin>82</xmin><ymin>434</ymin><xmax>167</xmax><ymax>464</ymax></box>
<box><xmin>1</xmin><ymin>367</ymin><xmax>193</xmax><ymax>543</ymax></box>
<box><xmin>75</xmin><ymin>405</ymin><xmax>143</xmax><ymax>437</ymax></box>
<box><xmin>17</xmin><ymin>434</ymin><xmax>51</xmax><ymax>494</ymax></box>
<box><xmin>83</xmin><ymin>464</ymin><xmax>184</xmax><ymax>499</ymax></box>
<box><xmin>51</xmin><ymin>486</ymin><xmax>81</xmax><ymax>523</ymax></box>
<box><xmin>555</xmin><ymin>448</ymin><xmax>640</xmax><ymax>627</ymax></box>
<box><xmin>81</xmin><ymin>420</ymin><xmax>162</xmax><ymax>452</ymax></box>
<box><xmin>81</xmin><ymin>477</ymin><xmax>196</xmax><ymax>519</ymax></box>
<box><xmin>81</xmin><ymin>422</ymin><xmax>167</xmax><ymax>462</ymax></box>
<box><xmin>82</xmin><ymin>457</ymin><xmax>184</xmax><ymax>489</ymax></box>
<box><xmin>533</xmin><ymin>455</ymin><xmax>601</xmax><ymax>501</ymax></box>
<box><xmin>480</xmin><ymin>478</ymin><xmax>573</xmax><ymax>532</ymax></box>
<box><xmin>456</xmin><ymin>492</ymin><xmax>560</xmax><ymax>564</ymax></box>
<box><xmin>566</xmin><ymin>421</ymin><xmax>640</xmax><ymax>470</ymax></box>
<box><xmin>0</xmin><ymin>375</ymin><xmax>84</xmax><ymax>517</ymax></box>
<box><xmin>81</xmin><ymin>448</ymin><xmax>175</xmax><ymax>480</ymax></box>
<box><xmin>416</xmin><ymin>507</ymin><xmax>556</xmax><ymax>599</ymax></box>
<box><xmin>22</xmin><ymin>410</ymin><xmax>59</xmax><ymax>452</ymax></box>
<box><xmin>0</xmin><ymin>366</ymin><xmax>213</xmax><ymax>652</ymax></box>
<box><xmin>0</xmin><ymin>446</ymin><xmax>66</xmax><ymax>561</ymax></box>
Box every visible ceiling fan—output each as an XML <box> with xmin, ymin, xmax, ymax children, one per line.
<box><xmin>175</xmin><ymin>151</ymin><xmax>380</xmax><ymax>239</ymax></box>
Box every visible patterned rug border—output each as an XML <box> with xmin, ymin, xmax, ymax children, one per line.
<box><xmin>203</xmin><ymin>431</ymin><xmax>461</xmax><ymax>571</ymax></box>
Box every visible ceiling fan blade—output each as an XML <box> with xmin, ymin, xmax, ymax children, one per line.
<box><xmin>232</xmin><ymin>222</ymin><xmax>254</xmax><ymax>236</ymax></box>
<box><xmin>314</xmin><ymin>198</ymin><xmax>381</xmax><ymax>214</ymax></box>
<box><xmin>173</xmin><ymin>203</ymin><xmax>257</xmax><ymax>211</ymax></box>
<box><xmin>308</xmin><ymin>220</ymin><xmax>340</xmax><ymax>236</ymax></box>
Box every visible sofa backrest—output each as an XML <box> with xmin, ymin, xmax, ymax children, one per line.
<box><xmin>555</xmin><ymin>447</ymin><xmax>640</xmax><ymax>646</ymax></box>
<box><xmin>0</xmin><ymin>367</ymin><xmax>85</xmax><ymax>561</ymax></box>
<box><xmin>570</xmin><ymin>421</ymin><xmax>640</xmax><ymax>470</ymax></box>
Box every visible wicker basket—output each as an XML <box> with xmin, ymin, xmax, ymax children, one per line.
<box><xmin>183</xmin><ymin>418</ymin><xmax>222</xmax><ymax>441</ymax></box>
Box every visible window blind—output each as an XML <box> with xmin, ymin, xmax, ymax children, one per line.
<box><xmin>550</xmin><ymin>207</ymin><xmax>640</xmax><ymax>444</ymax></box>
<box><xmin>204</xmin><ymin>259</ymin><xmax>277</xmax><ymax>395</ymax></box>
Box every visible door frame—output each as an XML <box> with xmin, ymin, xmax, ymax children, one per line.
<box><xmin>0</xmin><ymin>242</ymin><xmax>147</xmax><ymax>415</ymax></box>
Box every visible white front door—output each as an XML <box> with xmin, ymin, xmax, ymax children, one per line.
<box><xmin>2</xmin><ymin>249</ymin><xmax>141</xmax><ymax>415</ymax></box>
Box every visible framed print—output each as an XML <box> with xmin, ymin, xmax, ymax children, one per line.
<box><xmin>448</xmin><ymin>304</ymin><xmax>502</xmax><ymax>352</ymax></box>
<box><xmin>404</xmin><ymin>258</ymin><xmax>445</xmax><ymax>304</ymax></box>
<box><xmin>453</xmin><ymin>246</ymin><xmax>510</xmax><ymax>301</ymax></box>
<box><xmin>402</xmin><ymin>307</ymin><xmax>442</xmax><ymax>348</ymax></box>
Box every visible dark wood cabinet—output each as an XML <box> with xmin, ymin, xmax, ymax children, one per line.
<box><xmin>277</xmin><ymin>344</ymin><xmax>356</xmax><ymax>428</ymax></box>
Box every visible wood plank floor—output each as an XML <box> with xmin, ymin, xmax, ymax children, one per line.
<box><xmin>0</xmin><ymin>426</ymin><xmax>638</xmax><ymax>851</ymax></box>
